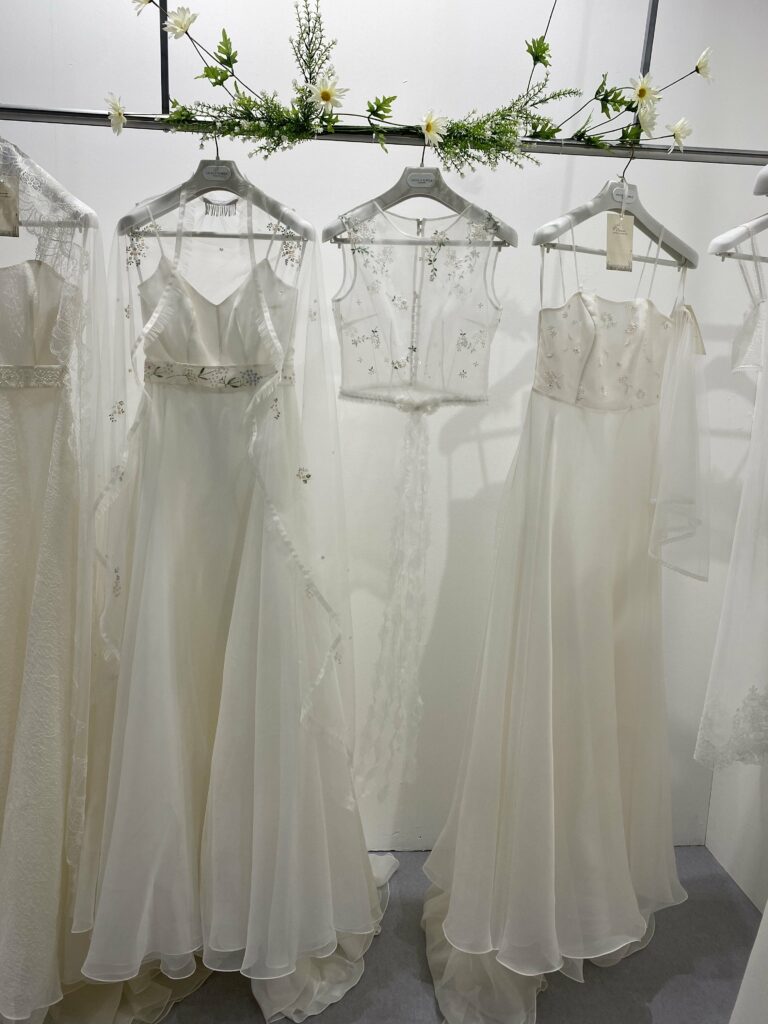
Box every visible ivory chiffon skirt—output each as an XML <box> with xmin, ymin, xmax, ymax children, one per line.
<box><xmin>74</xmin><ymin>382</ymin><xmax>393</xmax><ymax>1022</ymax></box>
<box><xmin>423</xmin><ymin>390</ymin><xmax>686</xmax><ymax>1024</ymax></box>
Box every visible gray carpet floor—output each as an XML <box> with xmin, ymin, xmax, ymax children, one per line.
<box><xmin>166</xmin><ymin>847</ymin><xmax>761</xmax><ymax>1024</ymax></box>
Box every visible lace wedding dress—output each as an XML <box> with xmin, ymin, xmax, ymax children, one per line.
<box><xmin>0</xmin><ymin>139</ymin><xmax>104</xmax><ymax>1024</ymax></box>
<box><xmin>332</xmin><ymin>204</ymin><xmax>505</xmax><ymax>787</ymax></box>
<box><xmin>694</xmin><ymin>232</ymin><xmax>768</xmax><ymax>1024</ymax></box>
<box><xmin>423</xmin><ymin>243</ymin><xmax>708</xmax><ymax>1024</ymax></box>
<box><xmin>72</xmin><ymin>188</ymin><xmax>394</xmax><ymax>1023</ymax></box>
<box><xmin>696</xmin><ymin>231</ymin><xmax>768</xmax><ymax>768</ymax></box>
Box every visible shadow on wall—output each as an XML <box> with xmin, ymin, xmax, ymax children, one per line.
<box><xmin>387</xmin><ymin>311</ymin><xmax>537</xmax><ymax>848</ymax></box>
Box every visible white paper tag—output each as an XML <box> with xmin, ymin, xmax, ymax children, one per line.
<box><xmin>202</xmin><ymin>164</ymin><xmax>232</xmax><ymax>182</ymax></box>
<box><xmin>606</xmin><ymin>212</ymin><xmax>633</xmax><ymax>272</ymax></box>
<box><xmin>406</xmin><ymin>170</ymin><xmax>437</xmax><ymax>188</ymax></box>
<box><xmin>0</xmin><ymin>172</ymin><xmax>20</xmax><ymax>238</ymax></box>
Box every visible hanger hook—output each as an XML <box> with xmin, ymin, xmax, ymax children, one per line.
<box><xmin>619</xmin><ymin>143</ymin><xmax>636</xmax><ymax>182</ymax></box>
<box><xmin>214</xmin><ymin>134</ymin><xmax>220</xmax><ymax>161</ymax></box>
<box><xmin>420</xmin><ymin>143</ymin><xmax>426</xmax><ymax>169</ymax></box>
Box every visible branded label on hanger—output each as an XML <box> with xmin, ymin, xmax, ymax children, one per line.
<box><xmin>606</xmin><ymin>212</ymin><xmax>634</xmax><ymax>271</ymax></box>
<box><xmin>406</xmin><ymin>170</ymin><xmax>438</xmax><ymax>189</ymax></box>
<box><xmin>0</xmin><ymin>172</ymin><xmax>19</xmax><ymax>237</ymax></box>
<box><xmin>202</xmin><ymin>164</ymin><xmax>233</xmax><ymax>182</ymax></box>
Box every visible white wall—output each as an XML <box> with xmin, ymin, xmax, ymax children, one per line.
<box><xmin>2</xmin><ymin>1</ymin><xmax>768</xmax><ymax>861</ymax></box>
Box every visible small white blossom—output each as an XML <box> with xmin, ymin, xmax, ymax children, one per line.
<box><xmin>308</xmin><ymin>75</ymin><xmax>348</xmax><ymax>115</ymax></box>
<box><xmin>164</xmin><ymin>6</ymin><xmax>197</xmax><ymax>38</ymax></box>
<box><xmin>131</xmin><ymin>0</ymin><xmax>153</xmax><ymax>13</ymax></box>
<box><xmin>638</xmin><ymin>103</ymin><xmax>658</xmax><ymax>137</ymax></box>
<box><xmin>667</xmin><ymin>117</ymin><xmax>692</xmax><ymax>152</ymax></box>
<box><xmin>629</xmin><ymin>74</ymin><xmax>661</xmax><ymax>109</ymax></box>
<box><xmin>421</xmin><ymin>110</ymin><xmax>448</xmax><ymax>148</ymax></box>
<box><xmin>695</xmin><ymin>46</ymin><xmax>713</xmax><ymax>80</ymax></box>
<box><xmin>105</xmin><ymin>93</ymin><xmax>127</xmax><ymax>136</ymax></box>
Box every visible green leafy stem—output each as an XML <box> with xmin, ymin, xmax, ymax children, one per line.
<box><xmin>135</xmin><ymin>0</ymin><xmax>706</xmax><ymax>173</ymax></box>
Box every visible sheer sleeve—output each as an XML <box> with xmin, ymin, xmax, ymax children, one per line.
<box><xmin>648</xmin><ymin>303</ymin><xmax>709</xmax><ymax>581</ymax></box>
<box><xmin>295</xmin><ymin>240</ymin><xmax>358</xmax><ymax>758</ymax></box>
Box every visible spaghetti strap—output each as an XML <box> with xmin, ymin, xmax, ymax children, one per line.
<box><xmin>556</xmin><ymin>246</ymin><xmax>568</xmax><ymax>305</ymax></box>
<box><xmin>633</xmin><ymin>233</ymin><xmax>656</xmax><ymax>299</ymax></box>
<box><xmin>673</xmin><ymin>265</ymin><xmax>688</xmax><ymax>308</ymax></box>
<box><xmin>749</xmin><ymin>229</ymin><xmax>766</xmax><ymax>300</ymax></box>
<box><xmin>646</xmin><ymin>228</ymin><xmax>666</xmax><ymax>301</ymax></box>
<box><xmin>570</xmin><ymin>223</ymin><xmax>581</xmax><ymax>292</ymax></box>
<box><xmin>246</xmin><ymin>196</ymin><xmax>258</xmax><ymax>271</ymax></box>
<box><xmin>539</xmin><ymin>246</ymin><xmax>546</xmax><ymax>308</ymax></box>
<box><xmin>142</xmin><ymin>206</ymin><xmax>171</xmax><ymax>283</ymax></box>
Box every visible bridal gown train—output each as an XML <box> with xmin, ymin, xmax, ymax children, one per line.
<box><xmin>423</xmin><ymin>247</ymin><xmax>708</xmax><ymax>1024</ymax></box>
<box><xmin>73</xmin><ymin>191</ymin><xmax>393</xmax><ymax>1023</ymax></box>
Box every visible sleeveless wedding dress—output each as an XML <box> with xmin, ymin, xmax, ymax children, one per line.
<box><xmin>423</xmin><ymin>239</ymin><xmax>708</xmax><ymax>1024</ymax></box>
<box><xmin>72</xmin><ymin>191</ymin><xmax>394</xmax><ymax>1023</ymax></box>
<box><xmin>694</xmin><ymin>231</ymin><xmax>768</xmax><ymax>1024</ymax></box>
<box><xmin>332</xmin><ymin>202</ymin><xmax>505</xmax><ymax>789</ymax></box>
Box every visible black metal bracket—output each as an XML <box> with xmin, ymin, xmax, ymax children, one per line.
<box><xmin>158</xmin><ymin>1</ymin><xmax>170</xmax><ymax>115</ymax></box>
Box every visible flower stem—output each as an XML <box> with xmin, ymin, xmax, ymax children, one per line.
<box><xmin>525</xmin><ymin>0</ymin><xmax>559</xmax><ymax>93</ymax></box>
<box><xmin>556</xmin><ymin>98</ymin><xmax>593</xmax><ymax>131</ymax></box>
<box><xmin>186</xmin><ymin>33</ymin><xmax>262</xmax><ymax>98</ymax></box>
<box><xmin>658</xmin><ymin>69</ymin><xmax>695</xmax><ymax>92</ymax></box>
<box><xmin>187</xmin><ymin>36</ymin><xmax>237</xmax><ymax>101</ymax></box>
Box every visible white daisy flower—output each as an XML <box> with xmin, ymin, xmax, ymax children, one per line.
<box><xmin>629</xmin><ymin>74</ymin><xmax>662</xmax><ymax>109</ymax></box>
<box><xmin>421</xmin><ymin>110</ymin><xmax>448</xmax><ymax>148</ymax></box>
<box><xmin>308</xmin><ymin>76</ymin><xmax>349</xmax><ymax>115</ymax></box>
<box><xmin>638</xmin><ymin>103</ymin><xmax>658</xmax><ymax>137</ymax></box>
<box><xmin>667</xmin><ymin>117</ymin><xmax>692</xmax><ymax>152</ymax></box>
<box><xmin>105</xmin><ymin>93</ymin><xmax>127</xmax><ymax>136</ymax></box>
<box><xmin>695</xmin><ymin>46</ymin><xmax>713</xmax><ymax>80</ymax></box>
<box><xmin>164</xmin><ymin>6</ymin><xmax>197</xmax><ymax>38</ymax></box>
<box><xmin>131</xmin><ymin>0</ymin><xmax>153</xmax><ymax>13</ymax></box>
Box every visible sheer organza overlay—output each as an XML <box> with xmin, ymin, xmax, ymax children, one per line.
<box><xmin>71</xmin><ymin>185</ymin><xmax>390</xmax><ymax>1023</ymax></box>
<box><xmin>696</xmin><ymin>234</ymin><xmax>768</xmax><ymax>768</ymax></box>
<box><xmin>0</xmin><ymin>138</ymin><xmax>110</xmax><ymax>1024</ymax></box>
<box><xmin>333</xmin><ymin>205</ymin><xmax>503</xmax><ymax>411</ymax></box>
<box><xmin>423</xmin><ymin>249</ymin><xmax>708</xmax><ymax>1024</ymax></box>
<box><xmin>333</xmin><ymin>203</ymin><xmax>506</xmax><ymax>792</ymax></box>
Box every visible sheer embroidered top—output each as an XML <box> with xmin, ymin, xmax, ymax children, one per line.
<box><xmin>0</xmin><ymin>260</ymin><xmax>69</xmax><ymax>388</ymax></box>
<box><xmin>332</xmin><ymin>205</ymin><xmax>503</xmax><ymax>410</ymax></box>
<box><xmin>534</xmin><ymin>230</ymin><xmax>698</xmax><ymax>411</ymax></box>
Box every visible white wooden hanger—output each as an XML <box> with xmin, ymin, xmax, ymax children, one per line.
<box><xmin>532</xmin><ymin>176</ymin><xmax>698</xmax><ymax>269</ymax></box>
<box><xmin>118</xmin><ymin>159</ymin><xmax>314</xmax><ymax>241</ymax></box>
<box><xmin>709</xmin><ymin>164</ymin><xmax>768</xmax><ymax>262</ymax></box>
<box><xmin>322</xmin><ymin>165</ymin><xmax>518</xmax><ymax>247</ymax></box>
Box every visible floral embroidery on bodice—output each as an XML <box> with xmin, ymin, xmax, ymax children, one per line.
<box><xmin>534</xmin><ymin>293</ymin><xmax>673</xmax><ymax>410</ymax></box>
<box><xmin>0</xmin><ymin>260</ymin><xmax>69</xmax><ymax>388</ymax></box>
<box><xmin>138</xmin><ymin>256</ymin><xmax>298</xmax><ymax>389</ymax></box>
<box><xmin>333</xmin><ymin>206</ymin><xmax>502</xmax><ymax>409</ymax></box>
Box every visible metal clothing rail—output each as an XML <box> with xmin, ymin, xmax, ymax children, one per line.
<box><xmin>0</xmin><ymin>103</ymin><xmax>765</xmax><ymax>167</ymax></box>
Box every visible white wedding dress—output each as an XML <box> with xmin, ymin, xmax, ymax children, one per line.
<box><xmin>332</xmin><ymin>203</ymin><xmax>505</xmax><ymax>788</ymax></box>
<box><xmin>72</xmin><ymin>189</ymin><xmax>394</xmax><ymax>1023</ymax></box>
<box><xmin>0</xmin><ymin>140</ymin><xmax>102</xmax><ymax>1024</ymax></box>
<box><xmin>423</xmin><ymin>244</ymin><xmax>708</xmax><ymax>1024</ymax></box>
<box><xmin>694</xmin><ymin>233</ymin><xmax>768</xmax><ymax>1024</ymax></box>
<box><xmin>696</xmin><ymin>231</ymin><xmax>768</xmax><ymax>768</ymax></box>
